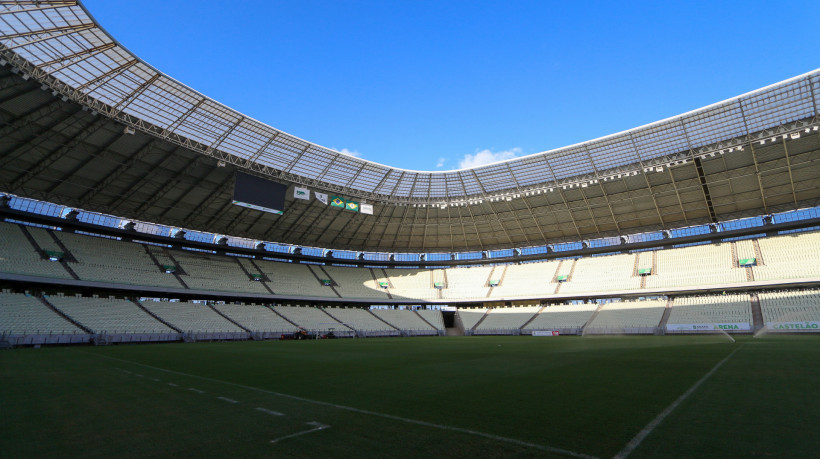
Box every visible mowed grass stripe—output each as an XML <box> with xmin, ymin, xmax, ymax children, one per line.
<box><xmin>80</xmin><ymin>350</ymin><xmax>599</xmax><ymax>458</ymax></box>
<box><xmin>4</xmin><ymin>336</ymin><xmax>818</xmax><ymax>457</ymax></box>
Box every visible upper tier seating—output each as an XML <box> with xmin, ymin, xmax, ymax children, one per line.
<box><xmin>47</xmin><ymin>294</ymin><xmax>174</xmax><ymax>334</ymax></box>
<box><xmin>644</xmin><ymin>243</ymin><xmax>747</xmax><ymax>289</ymax></box>
<box><xmin>170</xmin><ymin>250</ymin><xmax>270</xmax><ymax>294</ymax></box>
<box><xmin>559</xmin><ymin>253</ymin><xmax>641</xmax><ymax>294</ymax></box>
<box><xmin>56</xmin><ymin>231</ymin><xmax>182</xmax><ymax>288</ymax></box>
<box><xmin>386</xmin><ymin>268</ymin><xmax>439</xmax><ymax>300</ymax></box>
<box><xmin>0</xmin><ymin>222</ymin><xmax>73</xmax><ymax>279</ymax></box>
<box><xmin>0</xmin><ymin>291</ymin><xmax>83</xmax><ymax>334</ymax></box>
<box><xmin>488</xmin><ymin>261</ymin><xmax>560</xmax><ymax>298</ymax></box>
<box><xmin>253</xmin><ymin>261</ymin><xmax>332</xmax><ymax>297</ymax></box>
<box><xmin>753</xmin><ymin>232</ymin><xmax>820</xmax><ymax>281</ymax></box>
<box><xmin>441</xmin><ymin>266</ymin><xmax>492</xmax><ymax>300</ymax></box>
<box><xmin>140</xmin><ymin>300</ymin><xmax>244</xmax><ymax>333</ymax></box>
<box><xmin>666</xmin><ymin>294</ymin><xmax>751</xmax><ymax>326</ymax></box>
<box><xmin>212</xmin><ymin>303</ymin><xmax>298</xmax><ymax>333</ymax></box>
<box><xmin>323</xmin><ymin>266</ymin><xmax>389</xmax><ymax>299</ymax></box>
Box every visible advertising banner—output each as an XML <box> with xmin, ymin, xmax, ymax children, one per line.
<box><xmin>666</xmin><ymin>323</ymin><xmax>751</xmax><ymax>331</ymax></box>
<box><xmin>768</xmin><ymin>322</ymin><xmax>820</xmax><ymax>330</ymax></box>
<box><xmin>532</xmin><ymin>330</ymin><xmax>560</xmax><ymax>336</ymax></box>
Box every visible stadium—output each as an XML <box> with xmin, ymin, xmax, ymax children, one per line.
<box><xmin>1</xmin><ymin>1</ymin><xmax>819</xmax><ymax>457</ymax></box>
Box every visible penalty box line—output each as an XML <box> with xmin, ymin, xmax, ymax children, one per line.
<box><xmin>613</xmin><ymin>344</ymin><xmax>745</xmax><ymax>459</ymax></box>
<box><xmin>81</xmin><ymin>350</ymin><xmax>598</xmax><ymax>459</ymax></box>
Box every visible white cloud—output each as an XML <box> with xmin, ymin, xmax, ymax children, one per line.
<box><xmin>435</xmin><ymin>157</ymin><xmax>446</xmax><ymax>168</ymax></box>
<box><xmin>458</xmin><ymin>147</ymin><xmax>522</xmax><ymax>169</ymax></box>
<box><xmin>337</xmin><ymin>148</ymin><xmax>362</xmax><ymax>158</ymax></box>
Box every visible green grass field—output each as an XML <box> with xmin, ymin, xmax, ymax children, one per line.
<box><xmin>3</xmin><ymin>335</ymin><xmax>820</xmax><ymax>458</ymax></box>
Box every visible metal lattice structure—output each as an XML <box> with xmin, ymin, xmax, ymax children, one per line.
<box><xmin>1</xmin><ymin>1</ymin><xmax>819</xmax><ymax>252</ymax></box>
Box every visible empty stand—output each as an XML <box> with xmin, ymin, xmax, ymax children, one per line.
<box><xmin>488</xmin><ymin>261</ymin><xmax>560</xmax><ymax>298</ymax></box>
<box><xmin>441</xmin><ymin>266</ymin><xmax>492</xmax><ymax>300</ymax></box>
<box><xmin>371</xmin><ymin>309</ymin><xmax>438</xmax><ymax>335</ymax></box>
<box><xmin>416</xmin><ymin>309</ymin><xmax>445</xmax><ymax>331</ymax></box>
<box><xmin>584</xmin><ymin>299</ymin><xmax>667</xmax><ymax>334</ymax></box>
<box><xmin>56</xmin><ymin>231</ymin><xmax>183</xmax><ymax>288</ymax></box>
<box><xmin>47</xmin><ymin>294</ymin><xmax>176</xmax><ymax>334</ymax></box>
<box><xmin>753</xmin><ymin>232</ymin><xmax>820</xmax><ymax>281</ymax></box>
<box><xmin>758</xmin><ymin>289</ymin><xmax>820</xmax><ymax>330</ymax></box>
<box><xmin>169</xmin><ymin>250</ymin><xmax>270</xmax><ymax>294</ymax></box>
<box><xmin>0</xmin><ymin>291</ymin><xmax>84</xmax><ymax>335</ymax></box>
<box><xmin>0</xmin><ymin>222</ymin><xmax>73</xmax><ymax>279</ymax></box>
<box><xmin>323</xmin><ymin>266</ymin><xmax>390</xmax><ymax>299</ymax></box>
<box><xmin>273</xmin><ymin>305</ymin><xmax>354</xmax><ymax>335</ymax></box>
<box><xmin>559</xmin><ymin>253</ymin><xmax>641</xmax><ymax>294</ymax></box>
<box><xmin>522</xmin><ymin>303</ymin><xmax>598</xmax><ymax>334</ymax></box>
<box><xmin>665</xmin><ymin>294</ymin><xmax>752</xmax><ymax>331</ymax></box>
<box><xmin>212</xmin><ymin>303</ymin><xmax>298</xmax><ymax>335</ymax></box>
<box><xmin>473</xmin><ymin>305</ymin><xmax>541</xmax><ymax>335</ymax></box>
<box><xmin>322</xmin><ymin>306</ymin><xmax>399</xmax><ymax>336</ymax></box>
<box><xmin>140</xmin><ymin>300</ymin><xmax>246</xmax><ymax>336</ymax></box>
<box><xmin>644</xmin><ymin>243</ymin><xmax>747</xmax><ymax>289</ymax></box>
<box><xmin>253</xmin><ymin>261</ymin><xmax>334</xmax><ymax>297</ymax></box>
<box><xmin>457</xmin><ymin>307</ymin><xmax>488</xmax><ymax>332</ymax></box>
<box><xmin>385</xmin><ymin>268</ymin><xmax>438</xmax><ymax>300</ymax></box>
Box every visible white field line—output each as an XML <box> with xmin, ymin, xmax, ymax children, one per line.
<box><xmin>83</xmin><ymin>351</ymin><xmax>596</xmax><ymax>459</ymax></box>
<box><xmin>167</xmin><ymin>382</ymin><xmax>178</xmax><ymax>387</ymax></box>
<box><xmin>255</xmin><ymin>407</ymin><xmax>284</xmax><ymax>417</ymax></box>
<box><xmin>270</xmin><ymin>421</ymin><xmax>330</xmax><ymax>444</ymax></box>
<box><xmin>217</xmin><ymin>396</ymin><xmax>239</xmax><ymax>404</ymax></box>
<box><xmin>613</xmin><ymin>345</ymin><xmax>744</xmax><ymax>459</ymax></box>
<box><xmin>187</xmin><ymin>388</ymin><xmax>205</xmax><ymax>394</ymax></box>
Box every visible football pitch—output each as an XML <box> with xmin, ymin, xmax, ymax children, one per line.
<box><xmin>2</xmin><ymin>335</ymin><xmax>819</xmax><ymax>458</ymax></box>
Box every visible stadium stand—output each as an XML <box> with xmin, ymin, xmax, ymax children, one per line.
<box><xmin>0</xmin><ymin>291</ymin><xmax>83</xmax><ymax>335</ymax></box>
<box><xmin>488</xmin><ymin>261</ymin><xmax>560</xmax><ymax>298</ymax></box>
<box><xmin>322</xmin><ymin>306</ymin><xmax>399</xmax><ymax>336</ymax></box>
<box><xmin>665</xmin><ymin>294</ymin><xmax>753</xmax><ymax>331</ymax></box>
<box><xmin>323</xmin><ymin>266</ymin><xmax>390</xmax><ymax>299</ymax></box>
<box><xmin>370</xmin><ymin>308</ymin><xmax>439</xmax><ymax>335</ymax></box>
<box><xmin>416</xmin><ymin>309</ymin><xmax>446</xmax><ymax>331</ymax></box>
<box><xmin>644</xmin><ymin>243</ymin><xmax>747</xmax><ymax>289</ymax></box>
<box><xmin>584</xmin><ymin>299</ymin><xmax>667</xmax><ymax>334</ymax></box>
<box><xmin>441</xmin><ymin>266</ymin><xmax>492</xmax><ymax>300</ymax></box>
<box><xmin>521</xmin><ymin>303</ymin><xmax>599</xmax><ymax>335</ymax></box>
<box><xmin>273</xmin><ymin>305</ymin><xmax>354</xmax><ymax>335</ymax></box>
<box><xmin>457</xmin><ymin>307</ymin><xmax>488</xmax><ymax>332</ymax></box>
<box><xmin>758</xmin><ymin>289</ymin><xmax>820</xmax><ymax>330</ymax></box>
<box><xmin>253</xmin><ymin>261</ymin><xmax>333</xmax><ymax>297</ymax></box>
<box><xmin>473</xmin><ymin>305</ymin><xmax>541</xmax><ymax>335</ymax></box>
<box><xmin>0</xmin><ymin>222</ymin><xmax>74</xmax><ymax>279</ymax></box>
<box><xmin>212</xmin><ymin>303</ymin><xmax>298</xmax><ymax>336</ymax></box>
<box><xmin>559</xmin><ymin>253</ymin><xmax>641</xmax><ymax>294</ymax></box>
<box><xmin>26</xmin><ymin>227</ymin><xmax>63</xmax><ymax>253</ymax></box>
<box><xmin>56</xmin><ymin>231</ymin><xmax>183</xmax><ymax>288</ymax></box>
<box><xmin>386</xmin><ymin>269</ymin><xmax>439</xmax><ymax>300</ymax></box>
<box><xmin>46</xmin><ymin>294</ymin><xmax>176</xmax><ymax>335</ymax></box>
<box><xmin>169</xmin><ymin>250</ymin><xmax>270</xmax><ymax>294</ymax></box>
<box><xmin>140</xmin><ymin>300</ymin><xmax>246</xmax><ymax>337</ymax></box>
<box><xmin>753</xmin><ymin>232</ymin><xmax>820</xmax><ymax>281</ymax></box>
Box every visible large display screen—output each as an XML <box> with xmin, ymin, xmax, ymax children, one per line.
<box><xmin>232</xmin><ymin>172</ymin><xmax>287</xmax><ymax>215</ymax></box>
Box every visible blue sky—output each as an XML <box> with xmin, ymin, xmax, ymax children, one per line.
<box><xmin>84</xmin><ymin>0</ymin><xmax>818</xmax><ymax>171</ymax></box>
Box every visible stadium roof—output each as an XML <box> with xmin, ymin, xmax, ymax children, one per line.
<box><xmin>1</xmin><ymin>1</ymin><xmax>819</xmax><ymax>252</ymax></box>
